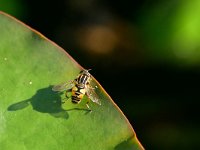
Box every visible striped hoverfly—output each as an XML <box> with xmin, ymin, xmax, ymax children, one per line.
<box><xmin>52</xmin><ymin>69</ymin><xmax>101</xmax><ymax>111</ymax></box>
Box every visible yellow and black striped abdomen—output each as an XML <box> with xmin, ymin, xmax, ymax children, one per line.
<box><xmin>71</xmin><ymin>85</ymin><xmax>86</xmax><ymax>104</ymax></box>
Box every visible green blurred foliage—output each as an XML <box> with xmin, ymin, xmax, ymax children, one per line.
<box><xmin>138</xmin><ymin>0</ymin><xmax>200</xmax><ymax>65</ymax></box>
<box><xmin>0</xmin><ymin>0</ymin><xmax>26</xmax><ymax>19</ymax></box>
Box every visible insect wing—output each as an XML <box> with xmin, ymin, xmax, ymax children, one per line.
<box><xmin>52</xmin><ymin>80</ymin><xmax>74</xmax><ymax>92</ymax></box>
<box><xmin>86</xmin><ymin>87</ymin><xmax>101</xmax><ymax>105</ymax></box>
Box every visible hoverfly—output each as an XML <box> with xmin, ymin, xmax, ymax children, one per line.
<box><xmin>52</xmin><ymin>69</ymin><xmax>101</xmax><ymax>111</ymax></box>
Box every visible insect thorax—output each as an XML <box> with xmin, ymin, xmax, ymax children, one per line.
<box><xmin>77</xmin><ymin>74</ymin><xmax>90</xmax><ymax>85</ymax></box>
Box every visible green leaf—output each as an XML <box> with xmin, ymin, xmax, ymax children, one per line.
<box><xmin>0</xmin><ymin>11</ymin><xmax>144</xmax><ymax>150</ymax></box>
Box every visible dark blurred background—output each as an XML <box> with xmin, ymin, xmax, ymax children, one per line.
<box><xmin>1</xmin><ymin>0</ymin><xmax>200</xmax><ymax>149</ymax></box>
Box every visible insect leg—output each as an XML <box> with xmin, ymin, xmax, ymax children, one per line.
<box><xmin>65</xmin><ymin>90</ymin><xmax>71</xmax><ymax>98</ymax></box>
<box><xmin>85</xmin><ymin>98</ymin><xmax>92</xmax><ymax>111</ymax></box>
<box><xmin>61</xmin><ymin>91</ymin><xmax>71</xmax><ymax>104</ymax></box>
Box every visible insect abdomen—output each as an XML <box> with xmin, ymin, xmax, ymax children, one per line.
<box><xmin>71</xmin><ymin>86</ymin><xmax>86</xmax><ymax>104</ymax></box>
<box><xmin>71</xmin><ymin>95</ymin><xmax>81</xmax><ymax>103</ymax></box>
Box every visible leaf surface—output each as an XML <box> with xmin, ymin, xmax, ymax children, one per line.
<box><xmin>0</xmin><ymin>11</ymin><xmax>144</xmax><ymax>150</ymax></box>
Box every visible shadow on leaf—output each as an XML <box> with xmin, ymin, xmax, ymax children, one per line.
<box><xmin>7</xmin><ymin>86</ymin><xmax>69</xmax><ymax>119</ymax></box>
